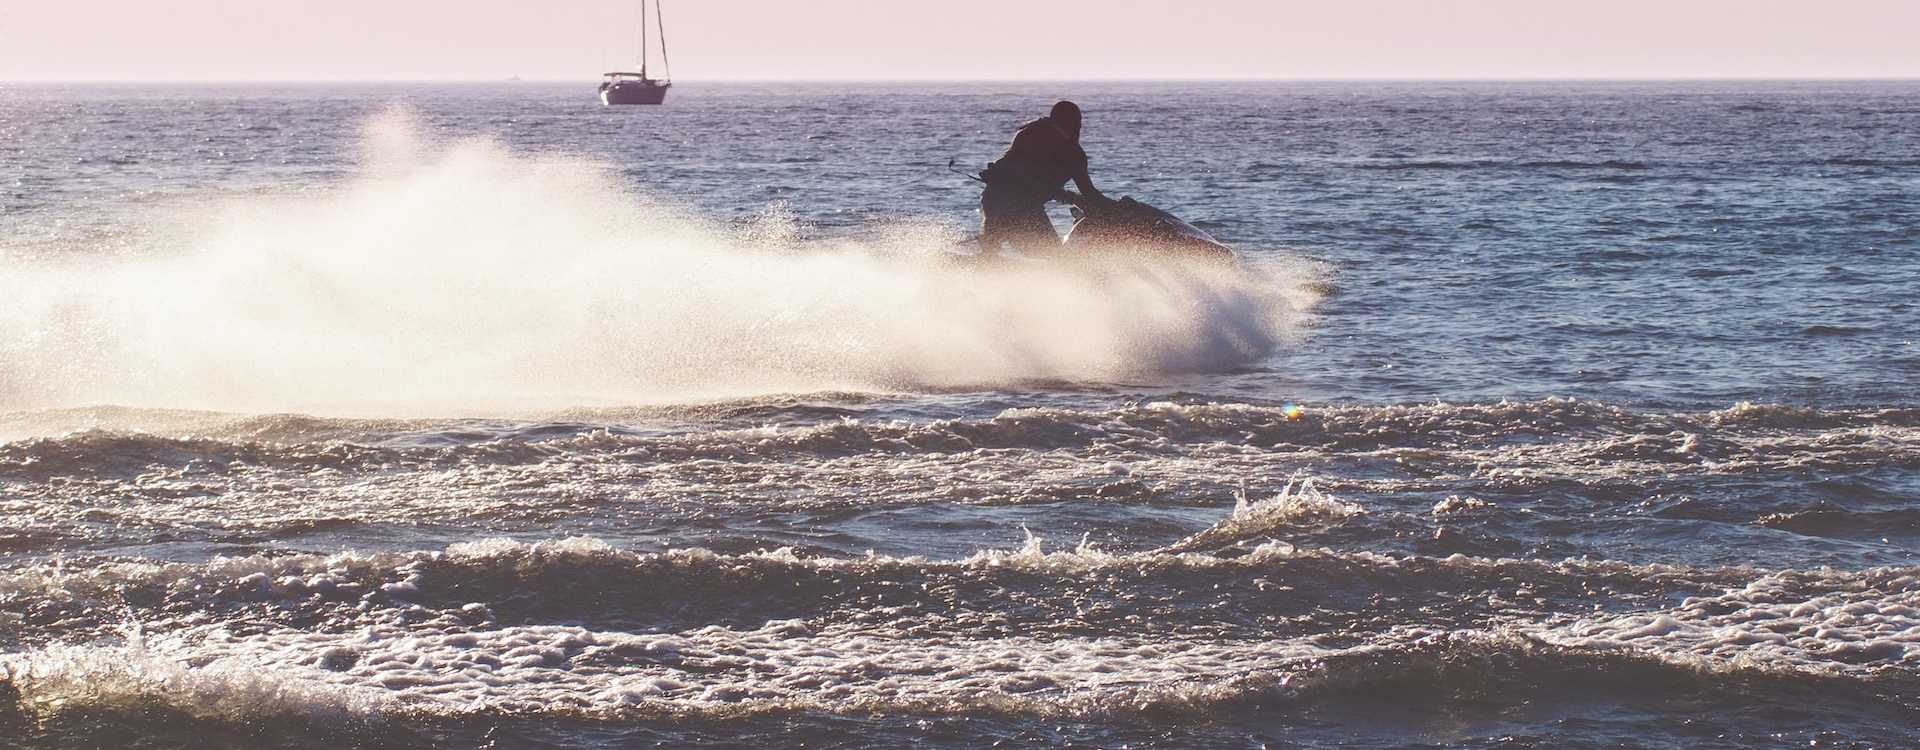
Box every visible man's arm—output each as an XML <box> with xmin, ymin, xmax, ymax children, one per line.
<box><xmin>1072</xmin><ymin>171</ymin><xmax>1102</xmax><ymax>201</ymax></box>
<box><xmin>1068</xmin><ymin>144</ymin><xmax>1103</xmax><ymax>201</ymax></box>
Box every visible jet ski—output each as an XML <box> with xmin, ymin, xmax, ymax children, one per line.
<box><xmin>1060</xmin><ymin>193</ymin><xmax>1236</xmax><ymax>264</ymax></box>
<box><xmin>942</xmin><ymin>157</ymin><xmax>1236</xmax><ymax>265</ymax></box>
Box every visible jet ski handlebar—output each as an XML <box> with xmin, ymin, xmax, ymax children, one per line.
<box><xmin>1055</xmin><ymin>189</ymin><xmax>1118</xmax><ymax>212</ymax></box>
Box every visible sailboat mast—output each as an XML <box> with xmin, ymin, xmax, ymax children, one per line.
<box><xmin>640</xmin><ymin>0</ymin><xmax>649</xmax><ymax>78</ymax></box>
<box><xmin>657</xmin><ymin>0</ymin><xmax>671</xmax><ymax>81</ymax></box>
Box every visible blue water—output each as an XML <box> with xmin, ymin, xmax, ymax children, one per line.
<box><xmin>2</xmin><ymin>81</ymin><xmax>1918</xmax><ymax>748</ymax></box>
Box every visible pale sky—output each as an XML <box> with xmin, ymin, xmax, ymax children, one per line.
<box><xmin>4</xmin><ymin>0</ymin><xmax>1919</xmax><ymax>81</ymax></box>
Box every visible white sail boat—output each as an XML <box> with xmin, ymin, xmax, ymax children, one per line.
<box><xmin>599</xmin><ymin>0</ymin><xmax>672</xmax><ymax>105</ymax></box>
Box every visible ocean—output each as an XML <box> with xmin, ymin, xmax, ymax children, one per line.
<box><xmin>1</xmin><ymin>80</ymin><xmax>1917</xmax><ymax>748</ymax></box>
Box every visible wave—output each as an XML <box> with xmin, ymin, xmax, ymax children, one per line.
<box><xmin>2</xmin><ymin>529</ymin><xmax>1746</xmax><ymax>649</ymax></box>
<box><xmin>1351</xmin><ymin>156</ymin><xmax>1920</xmax><ymax>172</ymax></box>
<box><xmin>5</xmin><ymin>398</ymin><xmax>1914</xmax><ymax>480</ymax></box>
<box><xmin>1755</xmin><ymin>507</ymin><xmax>1920</xmax><ymax>539</ymax></box>
<box><xmin>1352</xmin><ymin>159</ymin><xmax>1650</xmax><ymax>172</ymax></box>
<box><xmin>1801</xmin><ymin>324</ymin><xmax>1874</xmax><ymax>337</ymax></box>
<box><xmin>0</xmin><ymin>109</ymin><xmax>1320</xmax><ymax>416</ymax></box>
<box><xmin>8</xmin><ymin>611</ymin><xmax>1916</xmax><ymax>734</ymax></box>
<box><xmin>1535</xmin><ymin>566</ymin><xmax>1920</xmax><ymax>671</ymax></box>
<box><xmin>4</xmin><ymin>533</ymin><xmax>1841</xmax><ymax>672</ymax></box>
<box><xmin>1819</xmin><ymin>157</ymin><xmax>1920</xmax><ymax>167</ymax></box>
<box><xmin>8</xmin><ymin>528</ymin><xmax>1920</xmax><ymax>742</ymax></box>
<box><xmin>2</xmin><ymin>637</ymin><xmax>392</xmax><ymax>724</ymax></box>
<box><xmin>1161</xmin><ymin>475</ymin><xmax>1363</xmax><ymax>552</ymax></box>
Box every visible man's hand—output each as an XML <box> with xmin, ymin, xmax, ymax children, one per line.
<box><xmin>1056</xmin><ymin>189</ymin><xmax>1110</xmax><ymax>208</ymax></box>
<box><xmin>1057</xmin><ymin>189</ymin><xmax>1114</xmax><ymax>212</ymax></box>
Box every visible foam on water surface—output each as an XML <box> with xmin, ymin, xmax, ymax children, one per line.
<box><xmin>5</xmin><ymin>534</ymin><xmax>1918</xmax><ymax>735</ymax></box>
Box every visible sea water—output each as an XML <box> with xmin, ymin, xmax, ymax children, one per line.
<box><xmin>1</xmin><ymin>81</ymin><xmax>1917</xmax><ymax>748</ymax></box>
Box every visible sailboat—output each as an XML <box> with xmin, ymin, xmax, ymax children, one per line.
<box><xmin>599</xmin><ymin>0</ymin><xmax>672</xmax><ymax>105</ymax></box>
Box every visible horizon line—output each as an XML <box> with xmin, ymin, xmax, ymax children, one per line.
<box><xmin>6</xmin><ymin>75</ymin><xmax>1920</xmax><ymax>85</ymax></box>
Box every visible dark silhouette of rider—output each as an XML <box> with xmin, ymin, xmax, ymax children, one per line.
<box><xmin>978</xmin><ymin>100</ymin><xmax>1107</xmax><ymax>255</ymax></box>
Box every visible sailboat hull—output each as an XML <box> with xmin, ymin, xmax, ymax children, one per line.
<box><xmin>601</xmin><ymin>81</ymin><xmax>670</xmax><ymax>105</ymax></box>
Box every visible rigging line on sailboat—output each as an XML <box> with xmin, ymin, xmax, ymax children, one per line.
<box><xmin>657</xmin><ymin>0</ymin><xmax>672</xmax><ymax>80</ymax></box>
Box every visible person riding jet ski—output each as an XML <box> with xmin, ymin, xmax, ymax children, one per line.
<box><xmin>978</xmin><ymin>100</ymin><xmax>1111</xmax><ymax>256</ymax></box>
<box><xmin>965</xmin><ymin>100</ymin><xmax>1236</xmax><ymax>265</ymax></box>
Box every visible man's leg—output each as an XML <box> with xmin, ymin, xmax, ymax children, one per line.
<box><xmin>982</xmin><ymin>197</ymin><xmax>1059</xmax><ymax>257</ymax></box>
<box><xmin>981</xmin><ymin>188</ymin><xmax>1059</xmax><ymax>256</ymax></box>
<box><xmin>1000</xmin><ymin>206</ymin><xmax>1060</xmax><ymax>257</ymax></box>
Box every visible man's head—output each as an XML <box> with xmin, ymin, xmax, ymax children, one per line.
<box><xmin>1050</xmin><ymin>100</ymin><xmax>1082</xmax><ymax>140</ymax></box>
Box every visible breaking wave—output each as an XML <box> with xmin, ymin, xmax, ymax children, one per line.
<box><xmin>6</xmin><ymin>535</ymin><xmax>1916</xmax><ymax>734</ymax></box>
<box><xmin>4</xmin><ymin>397</ymin><xmax>1913</xmax><ymax>476</ymax></box>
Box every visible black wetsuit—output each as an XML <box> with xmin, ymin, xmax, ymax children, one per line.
<box><xmin>979</xmin><ymin>117</ymin><xmax>1090</xmax><ymax>255</ymax></box>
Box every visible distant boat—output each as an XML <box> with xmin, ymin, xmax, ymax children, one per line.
<box><xmin>600</xmin><ymin>0</ymin><xmax>671</xmax><ymax>105</ymax></box>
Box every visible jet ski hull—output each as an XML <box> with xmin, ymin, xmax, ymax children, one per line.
<box><xmin>1061</xmin><ymin>197</ymin><xmax>1235</xmax><ymax>264</ymax></box>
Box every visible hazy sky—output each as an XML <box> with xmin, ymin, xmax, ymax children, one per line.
<box><xmin>5</xmin><ymin>0</ymin><xmax>1919</xmax><ymax>81</ymax></box>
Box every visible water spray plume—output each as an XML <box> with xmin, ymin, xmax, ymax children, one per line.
<box><xmin>0</xmin><ymin>112</ymin><xmax>1319</xmax><ymax>417</ymax></box>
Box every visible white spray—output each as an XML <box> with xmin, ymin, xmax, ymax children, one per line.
<box><xmin>0</xmin><ymin>110</ymin><xmax>1318</xmax><ymax>416</ymax></box>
